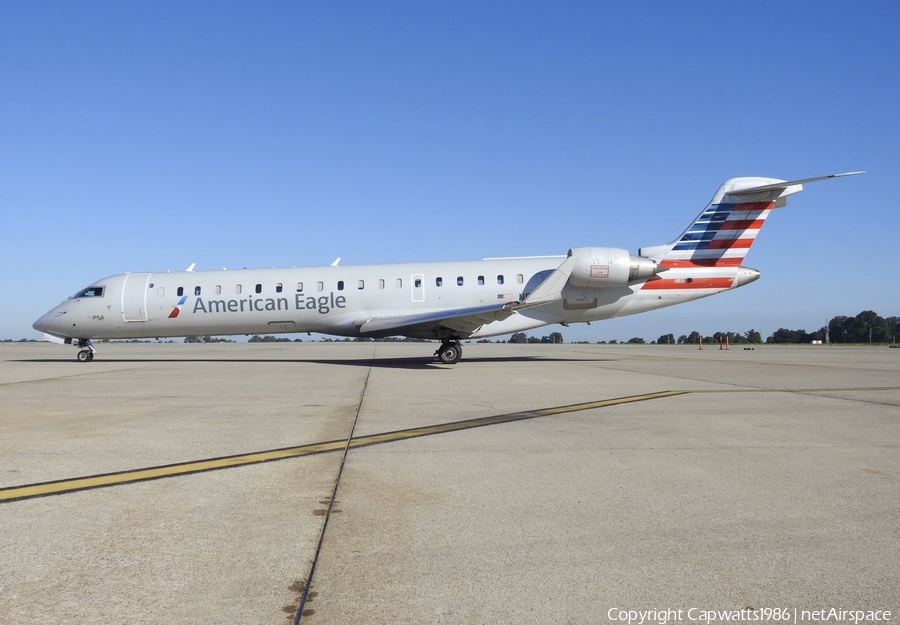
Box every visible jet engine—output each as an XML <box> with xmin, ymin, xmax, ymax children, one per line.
<box><xmin>567</xmin><ymin>246</ymin><xmax>663</xmax><ymax>288</ymax></box>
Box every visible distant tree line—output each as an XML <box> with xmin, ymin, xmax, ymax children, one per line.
<box><xmin>767</xmin><ymin>311</ymin><xmax>898</xmax><ymax>344</ymax></box>
<box><xmin>670</xmin><ymin>330</ymin><xmax>763</xmax><ymax>345</ymax></box>
<box><xmin>185</xmin><ymin>336</ymin><xmax>236</xmax><ymax>343</ymax></box>
<box><xmin>345</xmin><ymin>336</ymin><xmax>433</xmax><ymax>342</ymax></box>
<box><xmin>563</xmin><ymin>310</ymin><xmax>897</xmax><ymax>346</ymax></box>
<box><xmin>247</xmin><ymin>335</ymin><xmax>293</xmax><ymax>343</ymax></box>
<box><xmin>508</xmin><ymin>331</ymin><xmax>564</xmax><ymax>344</ymax></box>
<box><xmin>651</xmin><ymin>310</ymin><xmax>898</xmax><ymax>345</ymax></box>
<box><xmin>242</xmin><ymin>335</ymin><xmax>435</xmax><ymax>343</ymax></box>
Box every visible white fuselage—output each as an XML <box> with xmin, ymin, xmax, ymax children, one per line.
<box><xmin>33</xmin><ymin>255</ymin><xmax>755</xmax><ymax>341</ymax></box>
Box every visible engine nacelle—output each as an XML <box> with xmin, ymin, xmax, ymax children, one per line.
<box><xmin>567</xmin><ymin>246</ymin><xmax>662</xmax><ymax>288</ymax></box>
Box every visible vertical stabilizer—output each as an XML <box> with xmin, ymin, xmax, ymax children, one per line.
<box><xmin>638</xmin><ymin>172</ymin><xmax>863</xmax><ymax>267</ymax></box>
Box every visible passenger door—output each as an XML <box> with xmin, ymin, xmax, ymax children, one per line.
<box><xmin>122</xmin><ymin>273</ymin><xmax>151</xmax><ymax>321</ymax></box>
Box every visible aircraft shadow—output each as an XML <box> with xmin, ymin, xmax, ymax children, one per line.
<box><xmin>15</xmin><ymin>356</ymin><xmax>618</xmax><ymax>370</ymax></box>
<box><xmin>298</xmin><ymin>356</ymin><xmax>619</xmax><ymax>369</ymax></box>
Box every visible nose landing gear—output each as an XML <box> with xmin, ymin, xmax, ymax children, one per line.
<box><xmin>75</xmin><ymin>339</ymin><xmax>96</xmax><ymax>362</ymax></box>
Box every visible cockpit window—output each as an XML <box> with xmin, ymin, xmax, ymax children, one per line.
<box><xmin>72</xmin><ymin>286</ymin><xmax>104</xmax><ymax>298</ymax></box>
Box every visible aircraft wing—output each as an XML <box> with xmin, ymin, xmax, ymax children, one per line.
<box><xmin>356</xmin><ymin>257</ymin><xmax>579</xmax><ymax>338</ymax></box>
<box><xmin>356</xmin><ymin>302</ymin><xmax>520</xmax><ymax>336</ymax></box>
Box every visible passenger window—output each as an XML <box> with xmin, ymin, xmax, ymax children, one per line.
<box><xmin>358</xmin><ymin>280</ymin><xmax>364</xmax><ymax>289</ymax></box>
<box><xmin>297</xmin><ymin>282</ymin><xmax>304</xmax><ymax>292</ymax></box>
<box><xmin>337</xmin><ymin>281</ymin><xmax>344</xmax><ymax>291</ymax></box>
<box><xmin>478</xmin><ymin>275</ymin><xmax>485</xmax><ymax>285</ymax></box>
<box><xmin>255</xmin><ymin>284</ymin><xmax>262</xmax><ymax>294</ymax></box>
<box><xmin>457</xmin><ymin>276</ymin><xmax>464</xmax><ymax>286</ymax></box>
<box><xmin>215</xmin><ymin>285</ymin><xmax>222</xmax><ymax>295</ymax></box>
<box><xmin>396</xmin><ymin>278</ymin><xmax>402</xmax><ymax>288</ymax></box>
<box><xmin>317</xmin><ymin>281</ymin><xmax>324</xmax><ymax>291</ymax></box>
<box><xmin>378</xmin><ymin>279</ymin><xmax>385</xmax><ymax>289</ymax></box>
<box><xmin>194</xmin><ymin>286</ymin><xmax>201</xmax><ymax>296</ymax></box>
<box><xmin>236</xmin><ymin>284</ymin><xmax>242</xmax><ymax>294</ymax></box>
<box><xmin>276</xmin><ymin>283</ymin><xmax>283</xmax><ymax>293</ymax></box>
<box><xmin>497</xmin><ymin>275</ymin><xmax>504</xmax><ymax>285</ymax></box>
<box><xmin>436</xmin><ymin>277</ymin><xmax>443</xmax><ymax>287</ymax></box>
<box><xmin>157</xmin><ymin>287</ymin><xmax>165</xmax><ymax>297</ymax></box>
<box><xmin>177</xmin><ymin>287</ymin><xmax>184</xmax><ymax>297</ymax></box>
<box><xmin>516</xmin><ymin>274</ymin><xmax>524</xmax><ymax>284</ymax></box>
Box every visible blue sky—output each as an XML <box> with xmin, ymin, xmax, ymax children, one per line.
<box><xmin>1</xmin><ymin>1</ymin><xmax>896</xmax><ymax>342</ymax></box>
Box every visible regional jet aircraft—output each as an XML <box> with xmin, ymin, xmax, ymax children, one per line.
<box><xmin>34</xmin><ymin>172</ymin><xmax>862</xmax><ymax>364</ymax></box>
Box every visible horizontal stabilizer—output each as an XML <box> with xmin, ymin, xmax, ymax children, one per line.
<box><xmin>728</xmin><ymin>171</ymin><xmax>865</xmax><ymax>195</ymax></box>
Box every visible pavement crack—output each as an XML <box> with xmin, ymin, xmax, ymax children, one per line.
<box><xmin>292</xmin><ymin>348</ymin><xmax>374</xmax><ymax>624</ymax></box>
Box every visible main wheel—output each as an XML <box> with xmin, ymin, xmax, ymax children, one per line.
<box><xmin>77</xmin><ymin>350</ymin><xmax>91</xmax><ymax>362</ymax></box>
<box><xmin>437</xmin><ymin>343</ymin><xmax>462</xmax><ymax>365</ymax></box>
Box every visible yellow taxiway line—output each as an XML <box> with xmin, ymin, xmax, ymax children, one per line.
<box><xmin>0</xmin><ymin>390</ymin><xmax>683</xmax><ymax>503</ymax></box>
<box><xmin>2</xmin><ymin>387</ymin><xmax>896</xmax><ymax>503</ymax></box>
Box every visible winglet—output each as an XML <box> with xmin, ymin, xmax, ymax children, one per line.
<box><xmin>186</xmin><ymin>263</ymin><xmax>196</xmax><ymax>272</ymax></box>
<box><xmin>331</xmin><ymin>258</ymin><xmax>341</xmax><ymax>267</ymax></box>
<box><xmin>517</xmin><ymin>255</ymin><xmax>578</xmax><ymax>307</ymax></box>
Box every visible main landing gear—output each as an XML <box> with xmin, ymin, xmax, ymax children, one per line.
<box><xmin>75</xmin><ymin>338</ymin><xmax>95</xmax><ymax>363</ymax></box>
<box><xmin>435</xmin><ymin>340</ymin><xmax>462</xmax><ymax>365</ymax></box>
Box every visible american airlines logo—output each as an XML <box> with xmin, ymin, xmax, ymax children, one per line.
<box><xmin>186</xmin><ymin>292</ymin><xmax>348</xmax><ymax>316</ymax></box>
<box><xmin>168</xmin><ymin>295</ymin><xmax>188</xmax><ymax>318</ymax></box>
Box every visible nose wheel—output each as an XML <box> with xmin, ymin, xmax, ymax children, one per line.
<box><xmin>435</xmin><ymin>341</ymin><xmax>462</xmax><ymax>365</ymax></box>
<box><xmin>75</xmin><ymin>339</ymin><xmax>96</xmax><ymax>362</ymax></box>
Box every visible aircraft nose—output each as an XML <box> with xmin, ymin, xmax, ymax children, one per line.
<box><xmin>33</xmin><ymin>313</ymin><xmax>49</xmax><ymax>333</ymax></box>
